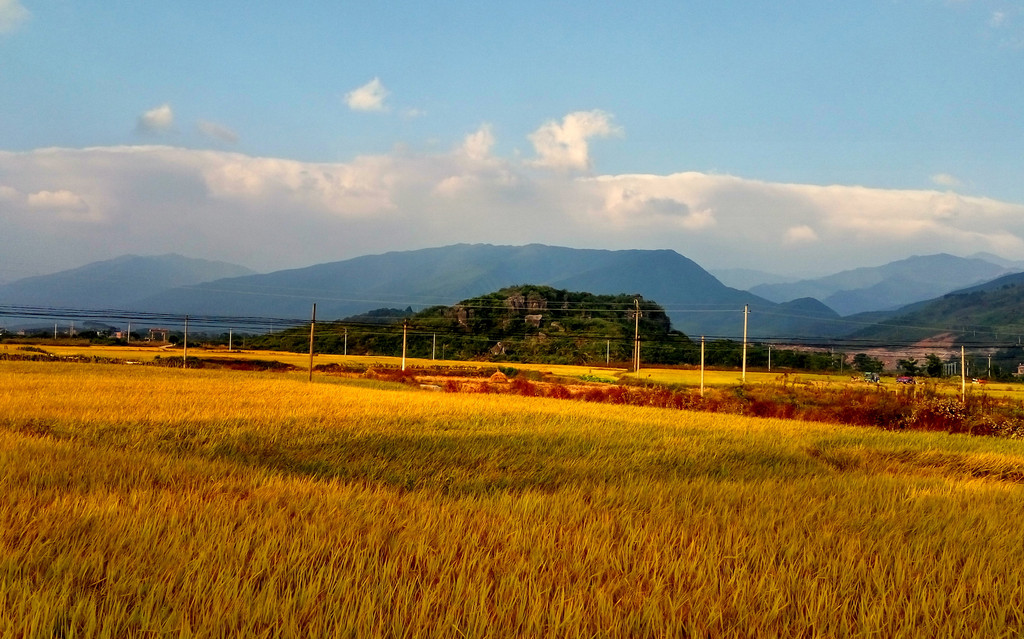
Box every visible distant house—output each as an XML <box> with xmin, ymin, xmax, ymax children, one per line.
<box><xmin>149</xmin><ymin>328</ymin><xmax>170</xmax><ymax>342</ymax></box>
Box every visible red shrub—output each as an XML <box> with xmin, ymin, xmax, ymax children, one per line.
<box><xmin>546</xmin><ymin>384</ymin><xmax>571</xmax><ymax>400</ymax></box>
<box><xmin>510</xmin><ymin>378</ymin><xmax>537</xmax><ymax>397</ymax></box>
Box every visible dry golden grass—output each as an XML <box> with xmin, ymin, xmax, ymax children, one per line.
<box><xmin>2</xmin><ymin>360</ymin><xmax>1024</xmax><ymax>637</ymax></box>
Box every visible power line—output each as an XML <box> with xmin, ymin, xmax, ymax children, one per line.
<box><xmin>6</xmin><ymin>302</ymin><xmax>1024</xmax><ymax>354</ymax></box>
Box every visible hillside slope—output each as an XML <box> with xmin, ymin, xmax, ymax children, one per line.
<box><xmin>256</xmin><ymin>285</ymin><xmax>696</xmax><ymax>365</ymax></box>
<box><xmin>848</xmin><ymin>272</ymin><xmax>1024</xmax><ymax>344</ymax></box>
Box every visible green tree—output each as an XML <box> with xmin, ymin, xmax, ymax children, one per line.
<box><xmin>897</xmin><ymin>358</ymin><xmax>920</xmax><ymax>376</ymax></box>
<box><xmin>852</xmin><ymin>353</ymin><xmax>884</xmax><ymax>373</ymax></box>
<box><xmin>925</xmin><ymin>353</ymin><xmax>944</xmax><ymax>377</ymax></box>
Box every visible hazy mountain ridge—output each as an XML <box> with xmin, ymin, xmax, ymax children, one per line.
<box><xmin>133</xmin><ymin>244</ymin><xmax>794</xmax><ymax>338</ymax></box>
<box><xmin>750</xmin><ymin>254</ymin><xmax>1016</xmax><ymax>315</ymax></box>
<box><xmin>0</xmin><ymin>254</ymin><xmax>255</xmax><ymax>310</ymax></box>
<box><xmin>6</xmin><ymin>245</ymin><xmax>1024</xmax><ymax>343</ymax></box>
<box><xmin>848</xmin><ymin>271</ymin><xmax>1024</xmax><ymax>344</ymax></box>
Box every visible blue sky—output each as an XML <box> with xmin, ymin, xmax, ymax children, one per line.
<box><xmin>2</xmin><ymin>0</ymin><xmax>1023</xmax><ymax>282</ymax></box>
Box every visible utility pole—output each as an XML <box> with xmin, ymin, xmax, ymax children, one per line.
<box><xmin>344</xmin><ymin>327</ymin><xmax>348</xmax><ymax>356</ymax></box>
<box><xmin>183</xmin><ymin>315</ymin><xmax>189</xmax><ymax>368</ymax></box>
<box><xmin>127</xmin><ymin>322</ymin><xmax>131</xmax><ymax>345</ymax></box>
<box><xmin>633</xmin><ymin>298</ymin><xmax>641</xmax><ymax>373</ymax></box>
<box><xmin>432</xmin><ymin>333</ymin><xmax>436</xmax><ymax>361</ymax></box>
<box><xmin>961</xmin><ymin>346</ymin><xmax>966</xmax><ymax>404</ymax></box>
<box><xmin>606</xmin><ymin>339</ymin><xmax>610</xmax><ymax>365</ymax></box>
<box><xmin>228</xmin><ymin>329</ymin><xmax>232</xmax><ymax>352</ymax></box>
<box><xmin>742</xmin><ymin>305</ymin><xmax>749</xmax><ymax>383</ymax></box>
<box><xmin>700</xmin><ymin>335</ymin><xmax>705</xmax><ymax>398</ymax></box>
<box><xmin>768</xmin><ymin>344</ymin><xmax>772</xmax><ymax>372</ymax></box>
<box><xmin>402</xmin><ymin>319</ymin><xmax>408</xmax><ymax>371</ymax></box>
<box><xmin>308</xmin><ymin>304</ymin><xmax>316</xmax><ymax>382</ymax></box>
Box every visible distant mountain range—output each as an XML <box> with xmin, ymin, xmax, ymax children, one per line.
<box><xmin>1</xmin><ymin>244</ymin><xmax>843</xmax><ymax>339</ymax></box>
<box><xmin>131</xmin><ymin>244</ymin><xmax>843</xmax><ymax>339</ymax></box>
<box><xmin>4</xmin><ymin>245</ymin><xmax>1024</xmax><ymax>345</ymax></box>
<box><xmin>848</xmin><ymin>271</ymin><xmax>1024</xmax><ymax>345</ymax></box>
<box><xmin>750</xmin><ymin>253</ymin><xmax>1018</xmax><ymax>316</ymax></box>
<box><xmin>0</xmin><ymin>254</ymin><xmax>254</xmax><ymax>311</ymax></box>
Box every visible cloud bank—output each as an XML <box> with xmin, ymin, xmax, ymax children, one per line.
<box><xmin>2</xmin><ymin>117</ymin><xmax>1024</xmax><ymax>281</ymax></box>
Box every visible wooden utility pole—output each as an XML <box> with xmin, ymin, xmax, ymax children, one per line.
<box><xmin>308</xmin><ymin>304</ymin><xmax>316</xmax><ymax>382</ymax></box>
<box><xmin>183</xmin><ymin>315</ymin><xmax>189</xmax><ymax>368</ymax></box>
<box><xmin>742</xmin><ymin>305</ymin><xmax>748</xmax><ymax>383</ymax></box>
<box><xmin>700</xmin><ymin>336</ymin><xmax>705</xmax><ymax>398</ymax></box>
<box><xmin>633</xmin><ymin>298</ymin><xmax>641</xmax><ymax>373</ymax></box>
<box><xmin>961</xmin><ymin>346</ymin><xmax>966</xmax><ymax>403</ymax></box>
<box><xmin>402</xmin><ymin>319</ymin><xmax>408</xmax><ymax>371</ymax></box>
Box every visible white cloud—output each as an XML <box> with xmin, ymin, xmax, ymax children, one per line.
<box><xmin>784</xmin><ymin>225</ymin><xmax>819</xmax><ymax>244</ymax></box>
<box><xmin>931</xmin><ymin>172</ymin><xmax>962</xmax><ymax>188</ymax></box>
<box><xmin>433</xmin><ymin>174</ymin><xmax>479</xmax><ymax>197</ymax></box>
<box><xmin>345</xmin><ymin>78</ymin><xmax>389</xmax><ymax>112</ymax></box>
<box><xmin>137</xmin><ymin>104</ymin><xmax>175</xmax><ymax>133</ymax></box>
<box><xmin>0</xmin><ymin>0</ymin><xmax>29</xmax><ymax>33</ymax></box>
<box><xmin>26</xmin><ymin>189</ymin><xmax>84</xmax><ymax>209</ymax></box>
<box><xmin>26</xmin><ymin>189</ymin><xmax>96</xmax><ymax>222</ymax></box>
<box><xmin>580</xmin><ymin>172</ymin><xmax>1024</xmax><ymax>270</ymax></box>
<box><xmin>433</xmin><ymin>125</ymin><xmax>521</xmax><ymax>197</ymax></box>
<box><xmin>951</xmin><ymin>1</ymin><xmax>1024</xmax><ymax>48</ymax></box>
<box><xmin>0</xmin><ymin>184</ymin><xmax>20</xmax><ymax>201</ymax></box>
<box><xmin>461</xmin><ymin>124</ymin><xmax>495</xmax><ymax>162</ymax></box>
<box><xmin>594</xmin><ymin>183</ymin><xmax>716</xmax><ymax>230</ymax></box>
<box><xmin>203</xmin><ymin>153</ymin><xmax>397</xmax><ymax>216</ymax></box>
<box><xmin>3</xmin><ymin>144</ymin><xmax>1024</xmax><ymax>281</ymax></box>
<box><xmin>528</xmin><ymin>110</ymin><xmax>622</xmax><ymax>171</ymax></box>
<box><xmin>197</xmin><ymin>120</ymin><xmax>239</xmax><ymax>144</ymax></box>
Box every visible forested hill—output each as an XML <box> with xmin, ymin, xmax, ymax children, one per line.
<box><xmin>252</xmin><ymin>285</ymin><xmax>698</xmax><ymax>365</ymax></box>
<box><xmin>848</xmin><ymin>272</ymin><xmax>1024</xmax><ymax>345</ymax></box>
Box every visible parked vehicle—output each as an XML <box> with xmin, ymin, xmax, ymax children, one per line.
<box><xmin>896</xmin><ymin>376</ymin><xmax>916</xmax><ymax>384</ymax></box>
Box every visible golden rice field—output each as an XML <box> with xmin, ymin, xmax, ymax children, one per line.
<box><xmin>23</xmin><ymin>340</ymin><xmax>1024</xmax><ymax>398</ymax></box>
<box><xmin>2</xmin><ymin>360</ymin><xmax>1024</xmax><ymax>637</ymax></box>
<box><xmin>11</xmin><ymin>342</ymin><xmax>624</xmax><ymax>380</ymax></box>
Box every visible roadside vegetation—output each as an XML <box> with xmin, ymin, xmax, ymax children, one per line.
<box><xmin>2</xmin><ymin>360</ymin><xmax>1024</xmax><ymax>636</ymax></box>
